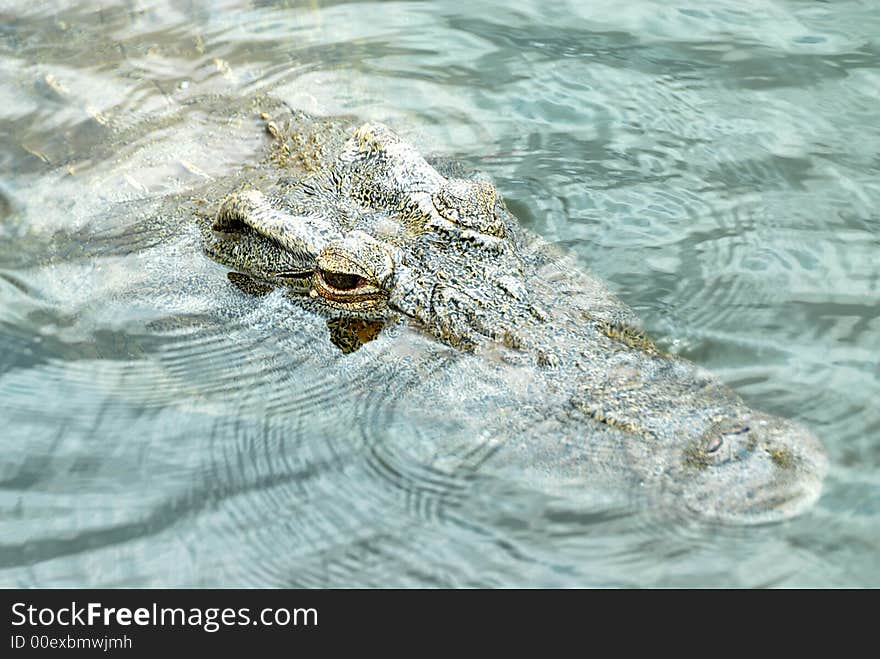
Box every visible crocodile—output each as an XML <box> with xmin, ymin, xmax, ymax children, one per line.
<box><xmin>199</xmin><ymin>106</ymin><xmax>826</xmax><ymax>524</ymax></box>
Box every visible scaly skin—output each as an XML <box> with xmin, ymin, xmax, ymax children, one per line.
<box><xmin>202</xmin><ymin>107</ymin><xmax>827</xmax><ymax>524</ymax></box>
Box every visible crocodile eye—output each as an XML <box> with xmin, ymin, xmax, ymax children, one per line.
<box><xmin>312</xmin><ymin>232</ymin><xmax>392</xmax><ymax>311</ymax></box>
<box><xmin>319</xmin><ymin>271</ymin><xmax>363</xmax><ymax>291</ymax></box>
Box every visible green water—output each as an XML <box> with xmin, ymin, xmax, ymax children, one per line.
<box><xmin>0</xmin><ymin>0</ymin><xmax>878</xmax><ymax>587</ymax></box>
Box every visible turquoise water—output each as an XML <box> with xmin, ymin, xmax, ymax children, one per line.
<box><xmin>0</xmin><ymin>0</ymin><xmax>878</xmax><ymax>586</ymax></box>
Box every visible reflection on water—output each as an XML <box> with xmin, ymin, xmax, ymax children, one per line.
<box><xmin>1</xmin><ymin>0</ymin><xmax>878</xmax><ymax>587</ymax></box>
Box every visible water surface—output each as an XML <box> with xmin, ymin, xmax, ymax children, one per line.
<box><xmin>1</xmin><ymin>0</ymin><xmax>878</xmax><ymax>587</ymax></box>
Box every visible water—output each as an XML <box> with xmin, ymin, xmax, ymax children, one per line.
<box><xmin>1</xmin><ymin>0</ymin><xmax>878</xmax><ymax>587</ymax></box>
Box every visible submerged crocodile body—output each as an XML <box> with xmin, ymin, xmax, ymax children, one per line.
<box><xmin>200</xmin><ymin>105</ymin><xmax>826</xmax><ymax>524</ymax></box>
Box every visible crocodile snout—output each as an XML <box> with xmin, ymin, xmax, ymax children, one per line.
<box><xmin>675</xmin><ymin>411</ymin><xmax>827</xmax><ymax>524</ymax></box>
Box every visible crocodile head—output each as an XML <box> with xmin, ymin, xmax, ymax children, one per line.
<box><xmin>204</xmin><ymin>117</ymin><xmax>827</xmax><ymax>524</ymax></box>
